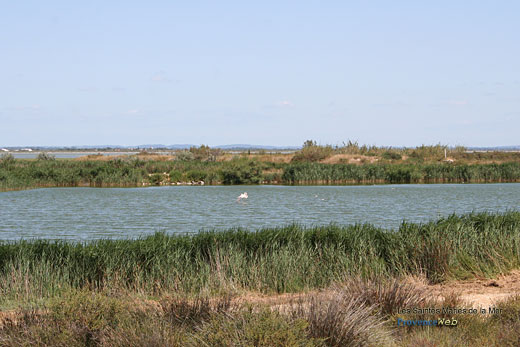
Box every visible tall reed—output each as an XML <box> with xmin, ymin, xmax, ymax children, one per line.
<box><xmin>1</xmin><ymin>212</ymin><xmax>520</xmax><ymax>304</ymax></box>
<box><xmin>282</xmin><ymin>162</ymin><xmax>520</xmax><ymax>184</ymax></box>
<box><xmin>2</xmin><ymin>158</ymin><xmax>520</xmax><ymax>190</ymax></box>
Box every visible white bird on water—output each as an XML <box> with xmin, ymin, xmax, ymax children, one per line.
<box><xmin>237</xmin><ymin>192</ymin><xmax>248</xmax><ymax>203</ymax></box>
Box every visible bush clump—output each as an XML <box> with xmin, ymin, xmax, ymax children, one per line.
<box><xmin>292</xmin><ymin>140</ymin><xmax>333</xmax><ymax>163</ymax></box>
<box><xmin>289</xmin><ymin>291</ymin><xmax>392</xmax><ymax>346</ymax></box>
<box><xmin>189</xmin><ymin>145</ymin><xmax>222</xmax><ymax>162</ymax></box>
<box><xmin>0</xmin><ymin>153</ymin><xmax>15</xmax><ymax>167</ymax></box>
<box><xmin>148</xmin><ymin>173</ymin><xmax>163</xmax><ymax>186</ymax></box>
<box><xmin>175</xmin><ymin>151</ymin><xmax>195</xmax><ymax>161</ymax></box>
<box><xmin>381</xmin><ymin>151</ymin><xmax>402</xmax><ymax>160</ymax></box>
<box><xmin>220</xmin><ymin>159</ymin><xmax>263</xmax><ymax>184</ymax></box>
<box><xmin>37</xmin><ymin>152</ymin><xmax>56</xmax><ymax>161</ymax></box>
<box><xmin>185</xmin><ymin>169</ymin><xmax>207</xmax><ymax>182</ymax></box>
<box><xmin>168</xmin><ymin>170</ymin><xmax>183</xmax><ymax>182</ymax></box>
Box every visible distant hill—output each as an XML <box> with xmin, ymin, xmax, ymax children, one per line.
<box><xmin>3</xmin><ymin>144</ymin><xmax>520</xmax><ymax>152</ymax></box>
<box><xmin>467</xmin><ymin>146</ymin><xmax>520</xmax><ymax>151</ymax></box>
<box><xmin>215</xmin><ymin>144</ymin><xmax>299</xmax><ymax>150</ymax></box>
<box><xmin>1</xmin><ymin>144</ymin><xmax>301</xmax><ymax>151</ymax></box>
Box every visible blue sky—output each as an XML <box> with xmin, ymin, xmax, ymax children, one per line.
<box><xmin>1</xmin><ymin>1</ymin><xmax>519</xmax><ymax>147</ymax></box>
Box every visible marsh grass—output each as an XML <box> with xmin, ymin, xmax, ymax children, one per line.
<box><xmin>1</xmin><ymin>211</ymin><xmax>520</xmax><ymax>345</ymax></box>
<box><xmin>2</xmin><ymin>156</ymin><xmax>520</xmax><ymax>191</ymax></box>
<box><xmin>339</xmin><ymin>277</ymin><xmax>429</xmax><ymax>316</ymax></box>
<box><xmin>0</xmin><ymin>212</ymin><xmax>520</xmax><ymax>306</ymax></box>
<box><xmin>0</xmin><ymin>290</ymin><xmax>322</xmax><ymax>347</ymax></box>
<box><xmin>282</xmin><ymin>162</ymin><xmax>520</xmax><ymax>184</ymax></box>
<box><xmin>288</xmin><ymin>291</ymin><xmax>393</xmax><ymax>346</ymax></box>
<box><xmin>0</xmin><ymin>157</ymin><xmax>284</xmax><ymax>190</ymax></box>
<box><xmin>3</xmin><ymin>272</ymin><xmax>520</xmax><ymax>345</ymax></box>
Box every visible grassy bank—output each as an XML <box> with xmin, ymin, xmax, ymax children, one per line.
<box><xmin>4</xmin><ymin>282</ymin><xmax>520</xmax><ymax>346</ymax></box>
<box><xmin>2</xmin><ymin>155</ymin><xmax>520</xmax><ymax>190</ymax></box>
<box><xmin>3</xmin><ymin>212</ymin><xmax>520</xmax><ymax>345</ymax></box>
<box><xmin>1</xmin><ymin>212</ymin><xmax>520</xmax><ymax>304</ymax></box>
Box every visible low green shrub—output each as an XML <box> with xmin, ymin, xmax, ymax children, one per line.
<box><xmin>148</xmin><ymin>173</ymin><xmax>163</xmax><ymax>186</ymax></box>
<box><xmin>168</xmin><ymin>170</ymin><xmax>183</xmax><ymax>182</ymax></box>
<box><xmin>220</xmin><ymin>159</ymin><xmax>263</xmax><ymax>184</ymax></box>
<box><xmin>292</xmin><ymin>140</ymin><xmax>333</xmax><ymax>163</ymax></box>
<box><xmin>382</xmin><ymin>151</ymin><xmax>402</xmax><ymax>160</ymax></box>
<box><xmin>185</xmin><ymin>169</ymin><xmax>207</xmax><ymax>182</ymax></box>
<box><xmin>37</xmin><ymin>152</ymin><xmax>56</xmax><ymax>161</ymax></box>
<box><xmin>193</xmin><ymin>308</ymin><xmax>319</xmax><ymax>346</ymax></box>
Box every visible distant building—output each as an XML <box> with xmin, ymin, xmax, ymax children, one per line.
<box><xmin>21</xmin><ymin>148</ymin><xmax>33</xmax><ymax>152</ymax></box>
<box><xmin>0</xmin><ymin>148</ymin><xmax>8</xmax><ymax>152</ymax></box>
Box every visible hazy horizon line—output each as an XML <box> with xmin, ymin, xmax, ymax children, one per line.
<box><xmin>2</xmin><ymin>143</ymin><xmax>520</xmax><ymax>150</ymax></box>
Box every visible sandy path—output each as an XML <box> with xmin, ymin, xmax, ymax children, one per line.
<box><xmin>424</xmin><ymin>270</ymin><xmax>520</xmax><ymax>307</ymax></box>
<box><xmin>234</xmin><ymin>271</ymin><xmax>520</xmax><ymax>310</ymax></box>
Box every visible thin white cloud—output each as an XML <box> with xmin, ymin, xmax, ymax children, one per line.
<box><xmin>8</xmin><ymin>105</ymin><xmax>41</xmax><ymax>111</ymax></box>
<box><xmin>77</xmin><ymin>87</ymin><xmax>98</xmax><ymax>92</ymax></box>
<box><xmin>151</xmin><ymin>71</ymin><xmax>170</xmax><ymax>82</ymax></box>
<box><xmin>126</xmin><ymin>109</ymin><xmax>140</xmax><ymax>114</ymax></box>
<box><xmin>277</xmin><ymin>100</ymin><xmax>293</xmax><ymax>107</ymax></box>
<box><xmin>448</xmin><ymin>100</ymin><xmax>468</xmax><ymax>106</ymax></box>
<box><xmin>371</xmin><ymin>101</ymin><xmax>409</xmax><ymax>108</ymax></box>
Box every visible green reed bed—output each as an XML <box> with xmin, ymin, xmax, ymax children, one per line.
<box><xmin>0</xmin><ymin>159</ymin><xmax>144</xmax><ymax>190</ymax></box>
<box><xmin>2</xmin><ymin>157</ymin><xmax>520</xmax><ymax>191</ymax></box>
<box><xmin>282</xmin><ymin>162</ymin><xmax>520</xmax><ymax>184</ymax></box>
<box><xmin>1</xmin><ymin>212</ymin><xmax>520</xmax><ymax>305</ymax></box>
<box><xmin>0</xmin><ymin>157</ymin><xmax>282</xmax><ymax>190</ymax></box>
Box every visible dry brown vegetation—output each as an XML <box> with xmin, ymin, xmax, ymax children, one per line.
<box><xmin>75</xmin><ymin>148</ymin><xmax>520</xmax><ymax>166</ymax></box>
<box><xmin>2</xmin><ymin>275</ymin><xmax>520</xmax><ymax>346</ymax></box>
<box><xmin>65</xmin><ymin>140</ymin><xmax>520</xmax><ymax>170</ymax></box>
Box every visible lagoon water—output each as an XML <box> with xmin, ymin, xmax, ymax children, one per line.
<box><xmin>1</xmin><ymin>184</ymin><xmax>519</xmax><ymax>240</ymax></box>
<box><xmin>10</xmin><ymin>152</ymin><xmax>141</xmax><ymax>159</ymax></box>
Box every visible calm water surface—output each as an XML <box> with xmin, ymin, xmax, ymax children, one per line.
<box><xmin>1</xmin><ymin>184</ymin><xmax>519</xmax><ymax>240</ymax></box>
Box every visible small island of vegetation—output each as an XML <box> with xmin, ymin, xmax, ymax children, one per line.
<box><xmin>2</xmin><ymin>141</ymin><xmax>520</xmax><ymax>191</ymax></box>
